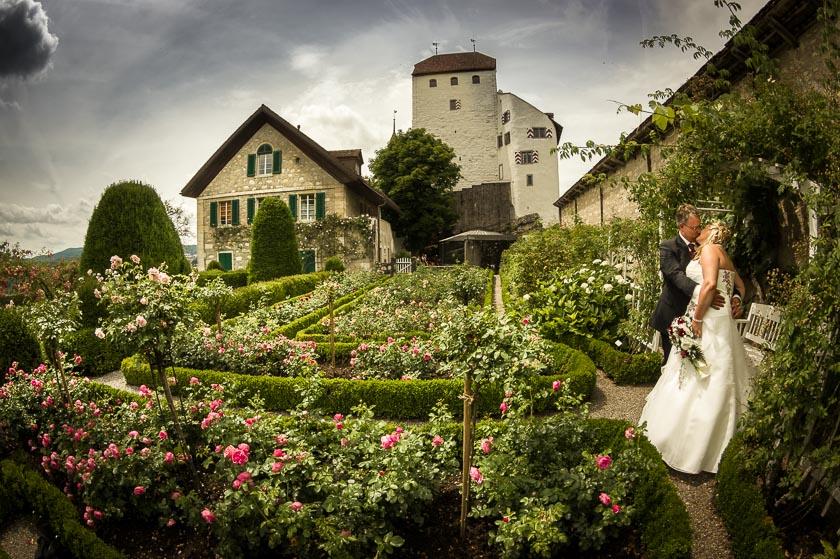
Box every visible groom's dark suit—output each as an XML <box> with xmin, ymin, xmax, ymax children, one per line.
<box><xmin>650</xmin><ymin>236</ymin><xmax>697</xmax><ymax>362</ymax></box>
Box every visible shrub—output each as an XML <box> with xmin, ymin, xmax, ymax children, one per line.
<box><xmin>249</xmin><ymin>197</ymin><xmax>301</xmax><ymax>282</ymax></box>
<box><xmin>716</xmin><ymin>432</ymin><xmax>785</xmax><ymax>559</ymax></box>
<box><xmin>0</xmin><ymin>306</ymin><xmax>41</xmax><ymax>374</ymax></box>
<box><xmin>61</xmin><ymin>327</ymin><xmax>126</xmax><ymax>377</ymax></box>
<box><xmin>323</xmin><ymin>256</ymin><xmax>345</xmax><ymax>272</ymax></box>
<box><xmin>206</xmin><ymin>260</ymin><xmax>223</xmax><ymax>271</ymax></box>
<box><xmin>196</xmin><ymin>269</ymin><xmax>249</xmax><ymax>288</ymax></box>
<box><xmin>79</xmin><ymin>180</ymin><xmax>189</xmax><ymax>275</ymax></box>
<box><xmin>557</xmin><ymin>333</ymin><xmax>661</xmax><ymax>385</ymax></box>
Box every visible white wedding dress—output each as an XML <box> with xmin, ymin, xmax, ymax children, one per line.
<box><xmin>639</xmin><ymin>260</ymin><xmax>756</xmax><ymax>474</ymax></box>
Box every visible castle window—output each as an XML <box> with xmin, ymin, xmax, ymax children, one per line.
<box><xmin>257</xmin><ymin>144</ymin><xmax>273</xmax><ymax>175</ymax></box>
<box><xmin>472</xmin><ymin>75</ymin><xmax>480</xmax><ymax>84</ymax></box>
<box><xmin>504</xmin><ymin>132</ymin><xmax>510</xmax><ymax>145</ymax></box>
<box><xmin>429</xmin><ymin>79</ymin><xmax>437</xmax><ymax>87</ymax></box>
<box><xmin>526</xmin><ymin>174</ymin><xmax>534</xmax><ymax>186</ymax></box>
<box><xmin>515</xmin><ymin>150</ymin><xmax>539</xmax><ymax>165</ymax></box>
<box><xmin>501</xmin><ymin>110</ymin><xmax>511</xmax><ymax>124</ymax></box>
<box><xmin>449</xmin><ymin>99</ymin><xmax>461</xmax><ymax>111</ymax></box>
<box><xmin>450</xmin><ymin>77</ymin><xmax>458</xmax><ymax>86</ymax></box>
<box><xmin>530</xmin><ymin>127</ymin><xmax>549</xmax><ymax>138</ymax></box>
<box><xmin>497</xmin><ymin>135</ymin><xmax>503</xmax><ymax>148</ymax></box>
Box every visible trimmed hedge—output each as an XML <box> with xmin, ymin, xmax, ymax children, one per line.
<box><xmin>196</xmin><ymin>269</ymin><xmax>249</xmax><ymax>288</ymax></box>
<box><xmin>554</xmin><ymin>332</ymin><xmax>661</xmax><ymax>385</ymax></box>
<box><xmin>122</xmin><ymin>341</ymin><xmax>596</xmax><ymax>419</ymax></box>
<box><xmin>715</xmin><ymin>432</ymin><xmax>785</xmax><ymax>559</ymax></box>
<box><xmin>0</xmin><ymin>459</ymin><xmax>123</xmax><ymax>559</ymax></box>
<box><xmin>62</xmin><ymin>328</ymin><xmax>127</xmax><ymax>376</ymax></box>
<box><xmin>0</xmin><ymin>306</ymin><xmax>40</xmax><ymax>374</ymax></box>
<box><xmin>197</xmin><ymin>271</ymin><xmax>330</xmax><ymax>323</ymax></box>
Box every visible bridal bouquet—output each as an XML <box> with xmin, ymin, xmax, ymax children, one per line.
<box><xmin>667</xmin><ymin>313</ymin><xmax>709</xmax><ymax>386</ymax></box>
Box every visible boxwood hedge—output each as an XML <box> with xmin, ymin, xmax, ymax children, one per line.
<box><xmin>553</xmin><ymin>332</ymin><xmax>661</xmax><ymax>385</ymax></box>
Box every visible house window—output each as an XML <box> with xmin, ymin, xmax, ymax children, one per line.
<box><xmin>257</xmin><ymin>143</ymin><xmax>273</xmax><ymax>175</ymax></box>
<box><xmin>299</xmin><ymin>194</ymin><xmax>316</xmax><ymax>222</ymax></box>
<box><xmin>449</xmin><ymin>99</ymin><xmax>461</xmax><ymax>111</ymax></box>
<box><xmin>450</xmin><ymin>77</ymin><xmax>458</xmax><ymax>85</ymax></box>
<box><xmin>429</xmin><ymin>79</ymin><xmax>437</xmax><ymax>87</ymax></box>
<box><xmin>501</xmin><ymin>110</ymin><xmax>511</xmax><ymax>124</ymax></box>
<box><xmin>504</xmin><ymin>132</ymin><xmax>510</xmax><ymax>145</ymax></box>
<box><xmin>497</xmin><ymin>135</ymin><xmax>503</xmax><ymax>148</ymax></box>
<box><xmin>516</xmin><ymin>151</ymin><xmax>538</xmax><ymax>165</ymax></box>
<box><xmin>472</xmin><ymin>75</ymin><xmax>480</xmax><ymax>84</ymax></box>
<box><xmin>218</xmin><ymin>200</ymin><xmax>233</xmax><ymax>225</ymax></box>
<box><xmin>530</xmin><ymin>127</ymin><xmax>549</xmax><ymax>138</ymax></box>
<box><xmin>526</xmin><ymin>174</ymin><xmax>534</xmax><ymax>186</ymax></box>
<box><xmin>499</xmin><ymin>164</ymin><xmax>504</xmax><ymax>179</ymax></box>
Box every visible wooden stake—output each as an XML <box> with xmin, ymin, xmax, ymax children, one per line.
<box><xmin>460</xmin><ymin>370</ymin><xmax>473</xmax><ymax>539</ymax></box>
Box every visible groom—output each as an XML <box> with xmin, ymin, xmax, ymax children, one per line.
<box><xmin>650</xmin><ymin>204</ymin><xmax>741</xmax><ymax>363</ymax></box>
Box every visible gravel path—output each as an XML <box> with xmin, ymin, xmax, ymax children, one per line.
<box><xmin>589</xmin><ymin>368</ymin><xmax>734</xmax><ymax>559</ymax></box>
<box><xmin>0</xmin><ymin>519</ymin><xmax>38</xmax><ymax>559</ymax></box>
<box><xmin>493</xmin><ymin>274</ymin><xmax>504</xmax><ymax>315</ymax></box>
<box><xmin>94</xmin><ymin>369</ymin><xmax>138</xmax><ymax>392</ymax></box>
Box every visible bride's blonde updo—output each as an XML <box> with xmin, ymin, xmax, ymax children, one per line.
<box><xmin>695</xmin><ymin>220</ymin><xmax>732</xmax><ymax>259</ymax></box>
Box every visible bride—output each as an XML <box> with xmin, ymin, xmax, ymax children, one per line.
<box><xmin>639</xmin><ymin>221</ymin><xmax>756</xmax><ymax>474</ymax></box>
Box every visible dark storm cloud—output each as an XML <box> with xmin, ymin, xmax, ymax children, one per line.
<box><xmin>0</xmin><ymin>0</ymin><xmax>58</xmax><ymax>78</ymax></box>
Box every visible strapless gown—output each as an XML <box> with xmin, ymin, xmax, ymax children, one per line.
<box><xmin>639</xmin><ymin>260</ymin><xmax>756</xmax><ymax>474</ymax></box>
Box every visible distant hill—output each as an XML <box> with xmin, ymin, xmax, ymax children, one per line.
<box><xmin>30</xmin><ymin>244</ymin><xmax>198</xmax><ymax>263</ymax></box>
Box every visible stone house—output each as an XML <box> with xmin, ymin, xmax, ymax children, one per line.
<box><xmin>554</xmin><ymin>0</ymin><xmax>826</xmax><ymax>238</ymax></box>
<box><xmin>181</xmin><ymin>105</ymin><xmax>399</xmax><ymax>272</ymax></box>
<box><xmin>411</xmin><ymin>51</ymin><xmax>563</xmax><ymax>231</ymax></box>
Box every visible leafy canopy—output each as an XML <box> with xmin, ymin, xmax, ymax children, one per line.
<box><xmin>369</xmin><ymin>128</ymin><xmax>460</xmax><ymax>253</ymax></box>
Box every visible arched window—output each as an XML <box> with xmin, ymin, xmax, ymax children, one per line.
<box><xmin>450</xmin><ymin>77</ymin><xmax>458</xmax><ymax>86</ymax></box>
<box><xmin>257</xmin><ymin>144</ymin><xmax>272</xmax><ymax>175</ymax></box>
<box><xmin>429</xmin><ymin>79</ymin><xmax>437</xmax><ymax>87</ymax></box>
<box><xmin>472</xmin><ymin>75</ymin><xmax>480</xmax><ymax>84</ymax></box>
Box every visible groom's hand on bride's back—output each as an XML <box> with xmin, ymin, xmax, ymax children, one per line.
<box><xmin>711</xmin><ymin>289</ymin><xmax>726</xmax><ymax>310</ymax></box>
<box><xmin>731</xmin><ymin>295</ymin><xmax>743</xmax><ymax>318</ymax></box>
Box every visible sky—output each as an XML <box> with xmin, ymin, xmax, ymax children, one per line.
<box><xmin>0</xmin><ymin>0</ymin><xmax>766</xmax><ymax>253</ymax></box>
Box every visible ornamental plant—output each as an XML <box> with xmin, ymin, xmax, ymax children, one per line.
<box><xmin>249</xmin><ymin>197</ymin><xmax>301</xmax><ymax>283</ymax></box>
<box><xmin>470</xmin><ymin>396</ymin><xmax>653</xmax><ymax>557</ymax></box>
<box><xmin>527</xmin><ymin>259</ymin><xmax>632</xmax><ymax>340</ymax></box>
<box><xmin>349</xmin><ymin>337</ymin><xmax>439</xmax><ymax>380</ymax></box>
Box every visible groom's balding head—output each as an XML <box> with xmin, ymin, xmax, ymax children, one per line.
<box><xmin>676</xmin><ymin>204</ymin><xmax>702</xmax><ymax>243</ymax></box>
<box><xmin>675</xmin><ymin>204</ymin><xmax>699</xmax><ymax>227</ymax></box>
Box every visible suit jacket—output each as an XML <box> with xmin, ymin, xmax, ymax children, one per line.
<box><xmin>650</xmin><ymin>236</ymin><xmax>698</xmax><ymax>332</ymax></box>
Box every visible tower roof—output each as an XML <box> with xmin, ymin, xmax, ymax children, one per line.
<box><xmin>412</xmin><ymin>51</ymin><xmax>496</xmax><ymax>77</ymax></box>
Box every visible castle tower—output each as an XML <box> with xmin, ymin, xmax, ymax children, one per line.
<box><xmin>412</xmin><ymin>51</ymin><xmax>561</xmax><ymax>228</ymax></box>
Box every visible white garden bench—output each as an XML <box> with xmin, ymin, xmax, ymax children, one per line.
<box><xmin>737</xmin><ymin>303</ymin><xmax>783</xmax><ymax>365</ymax></box>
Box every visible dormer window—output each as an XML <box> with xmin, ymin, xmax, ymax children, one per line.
<box><xmin>429</xmin><ymin>79</ymin><xmax>437</xmax><ymax>87</ymax></box>
<box><xmin>472</xmin><ymin>75</ymin><xmax>480</xmax><ymax>84</ymax></box>
<box><xmin>257</xmin><ymin>144</ymin><xmax>273</xmax><ymax>175</ymax></box>
<box><xmin>450</xmin><ymin>77</ymin><xmax>458</xmax><ymax>86</ymax></box>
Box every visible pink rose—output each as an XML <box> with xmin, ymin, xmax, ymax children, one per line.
<box><xmin>201</xmin><ymin>508</ymin><xmax>216</xmax><ymax>523</ymax></box>
<box><xmin>130</xmin><ymin>254</ymin><xmax>140</xmax><ymax>264</ymax></box>
<box><xmin>499</xmin><ymin>401</ymin><xmax>508</xmax><ymax>414</ymax></box>
<box><xmin>272</xmin><ymin>461</ymin><xmax>285</xmax><ymax>473</ymax></box>
<box><xmin>624</xmin><ymin>426</ymin><xmax>636</xmax><ymax>439</ymax></box>
<box><xmin>431</xmin><ymin>435</ymin><xmax>443</xmax><ymax>447</ymax></box>
<box><xmin>290</xmin><ymin>501</ymin><xmax>303</xmax><ymax>512</ymax></box>
<box><xmin>133</xmin><ymin>486</ymin><xmax>146</xmax><ymax>496</ymax></box>
<box><xmin>166</xmin><ymin>518</ymin><xmax>176</xmax><ymax>527</ymax></box>
<box><xmin>135</xmin><ymin>315</ymin><xmax>147</xmax><ymax>328</ymax></box>
<box><xmin>158</xmin><ymin>430</ymin><xmax>168</xmax><ymax>441</ymax></box>
<box><xmin>612</xmin><ymin>504</ymin><xmax>622</xmax><ymax>514</ymax></box>
<box><xmin>95</xmin><ymin>328</ymin><xmax>105</xmax><ymax>339</ymax></box>
<box><xmin>552</xmin><ymin>380</ymin><xmax>562</xmax><ymax>392</ymax></box>
<box><xmin>599</xmin><ymin>492</ymin><xmax>611</xmax><ymax>506</ymax></box>
<box><xmin>469</xmin><ymin>466</ymin><xmax>484</xmax><ymax>485</ymax></box>
<box><xmin>110</xmin><ymin>255</ymin><xmax>122</xmax><ymax>269</ymax></box>
<box><xmin>190</xmin><ymin>377</ymin><xmax>200</xmax><ymax>385</ymax></box>
<box><xmin>502</xmin><ymin>515</ymin><xmax>510</xmax><ymax>523</ymax></box>
<box><xmin>164</xmin><ymin>452</ymin><xmax>175</xmax><ymax>464</ymax></box>
<box><xmin>480</xmin><ymin>437</ymin><xmax>493</xmax><ymax>455</ymax></box>
<box><xmin>595</xmin><ymin>454</ymin><xmax>613</xmax><ymax>470</ymax></box>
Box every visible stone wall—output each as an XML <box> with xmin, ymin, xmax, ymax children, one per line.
<box><xmin>452</xmin><ymin>182</ymin><xmax>514</xmax><ymax>233</ymax></box>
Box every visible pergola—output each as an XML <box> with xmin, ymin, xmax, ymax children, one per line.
<box><xmin>439</xmin><ymin>229</ymin><xmax>517</xmax><ymax>269</ymax></box>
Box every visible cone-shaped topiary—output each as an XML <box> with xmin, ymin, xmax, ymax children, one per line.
<box><xmin>249</xmin><ymin>197</ymin><xmax>301</xmax><ymax>283</ymax></box>
<box><xmin>80</xmin><ymin>181</ymin><xmax>190</xmax><ymax>275</ymax></box>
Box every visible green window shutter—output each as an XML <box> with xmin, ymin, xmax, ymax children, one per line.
<box><xmin>209</xmin><ymin>201</ymin><xmax>218</xmax><ymax>227</ymax></box>
<box><xmin>316</xmin><ymin>192</ymin><xmax>326</xmax><ymax>220</ymax></box>
<box><xmin>247</xmin><ymin>154</ymin><xmax>256</xmax><ymax>177</ymax></box>
<box><xmin>273</xmin><ymin>150</ymin><xmax>282</xmax><ymax>174</ymax></box>
<box><xmin>231</xmin><ymin>199</ymin><xmax>240</xmax><ymax>225</ymax></box>
<box><xmin>288</xmin><ymin>194</ymin><xmax>297</xmax><ymax>220</ymax></box>
<box><xmin>247</xmin><ymin>197</ymin><xmax>255</xmax><ymax>224</ymax></box>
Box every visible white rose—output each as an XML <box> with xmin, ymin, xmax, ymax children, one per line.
<box><xmin>603</xmin><ymin>284</ymin><xmax>613</xmax><ymax>292</ymax></box>
<box><xmin>592</xmin><ymin>259</ymin><xmax>602</xmax><ymax>265</ymax></box>
<box><xmin>588</xmin><ymin>277</ymin><xmax>595</xmax><ymax>284</ymax></box>
<box><xmin>625</xmin><ymin>294</ymin><xmax>633</xmax><ymax>301</ymax></box>
<box><xmin>585</xmin><ymin>288</ymin><xmax>592</xmax><ymax>294</ymax></box>
<box><xmin>522</xmin><ymin>294</ymin><xmax>531</xmax><ymax>301</ymax></box>
<box><xmin>580</xmin><ymin>282</ymin><xmax>589</xmax><ymax>289</ymax></box>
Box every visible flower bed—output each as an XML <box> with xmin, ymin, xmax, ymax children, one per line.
<box><xmin>121</xmin><ymin>339</ymin><xmax>597</xmax><ymax>419</ymax></box>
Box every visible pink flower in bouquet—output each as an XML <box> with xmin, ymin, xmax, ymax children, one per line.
<box><xmin>624</xmin><ymin>427</ymin><xmax>636</xmax><ymax>439</ymax></box>
<box><xmin>598</xmin><ymin>492</ymin><xmax>611</xmax><ymax>506</ymax></box>
<box><xmin>469</xmin><ymin>467</ymin><xmax>484</xmax><ymax>485</ymax></box>
<box><xmin>432</xmin><ymin>435</ymin><xmax>443</xmax><ymax>447</ymax></box>
<box><xmin>595</xmin><ymin>454</ymin><xmax>613</xmax><ymax>470</ymax></box>
<box><xmin>133</xmin><ymin>486</ymin><xmax>146</xmax><ymax>496</ymax></box>
<box><xmin>201</xmin><ymin>508</ymin><xmax>216</xmax><ymax>523</ymax></box>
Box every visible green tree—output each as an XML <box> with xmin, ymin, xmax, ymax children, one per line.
<box><xmin>369</xmin><ymin>128</ymin><xmax>460</xmax><ymax>253</ymax></box>
<box><xmin>80</xmin><ymin>181</ymin><xmax>190</xmax><ymax>275</ymax></box>
<box><xmin>248</xmin><ymin>197</ymin><xmax>301</xmax><ymax>282</ymax></box>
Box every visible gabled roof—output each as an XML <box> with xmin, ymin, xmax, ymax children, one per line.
<box><xmin>181</xmin><ymin>105</ymin><xmax>398</xmax><ymax>212</ymax></box>
<box><xmin>554</xmin><ymin>0</ymin><xmax>818</xmax><ymax>208</ymax></box>
<box><xmin>328</xmin><ymin>149</ymin><xmax>363</xmax><ymax>164</ymax></box>
<box><xmin>412</xmin><ymin>52</ymin><xmax>496</xmax><ymax>77</ymax></box>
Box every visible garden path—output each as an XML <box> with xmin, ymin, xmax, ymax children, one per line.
<box><xmin>590</xmin><ymin>369</ymin><xmax>734</xmax><ymax>559</ymax></box>
<box><xmin>493</xmin><ymin>274</ymin><xmax>504</xmax><ymax>315</ymax></box>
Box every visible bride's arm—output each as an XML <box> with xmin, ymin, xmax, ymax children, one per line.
<box><xmin>692</xmin><ymin>248</ymin><xmax>721</xmax><ymax>336</ymax></box>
